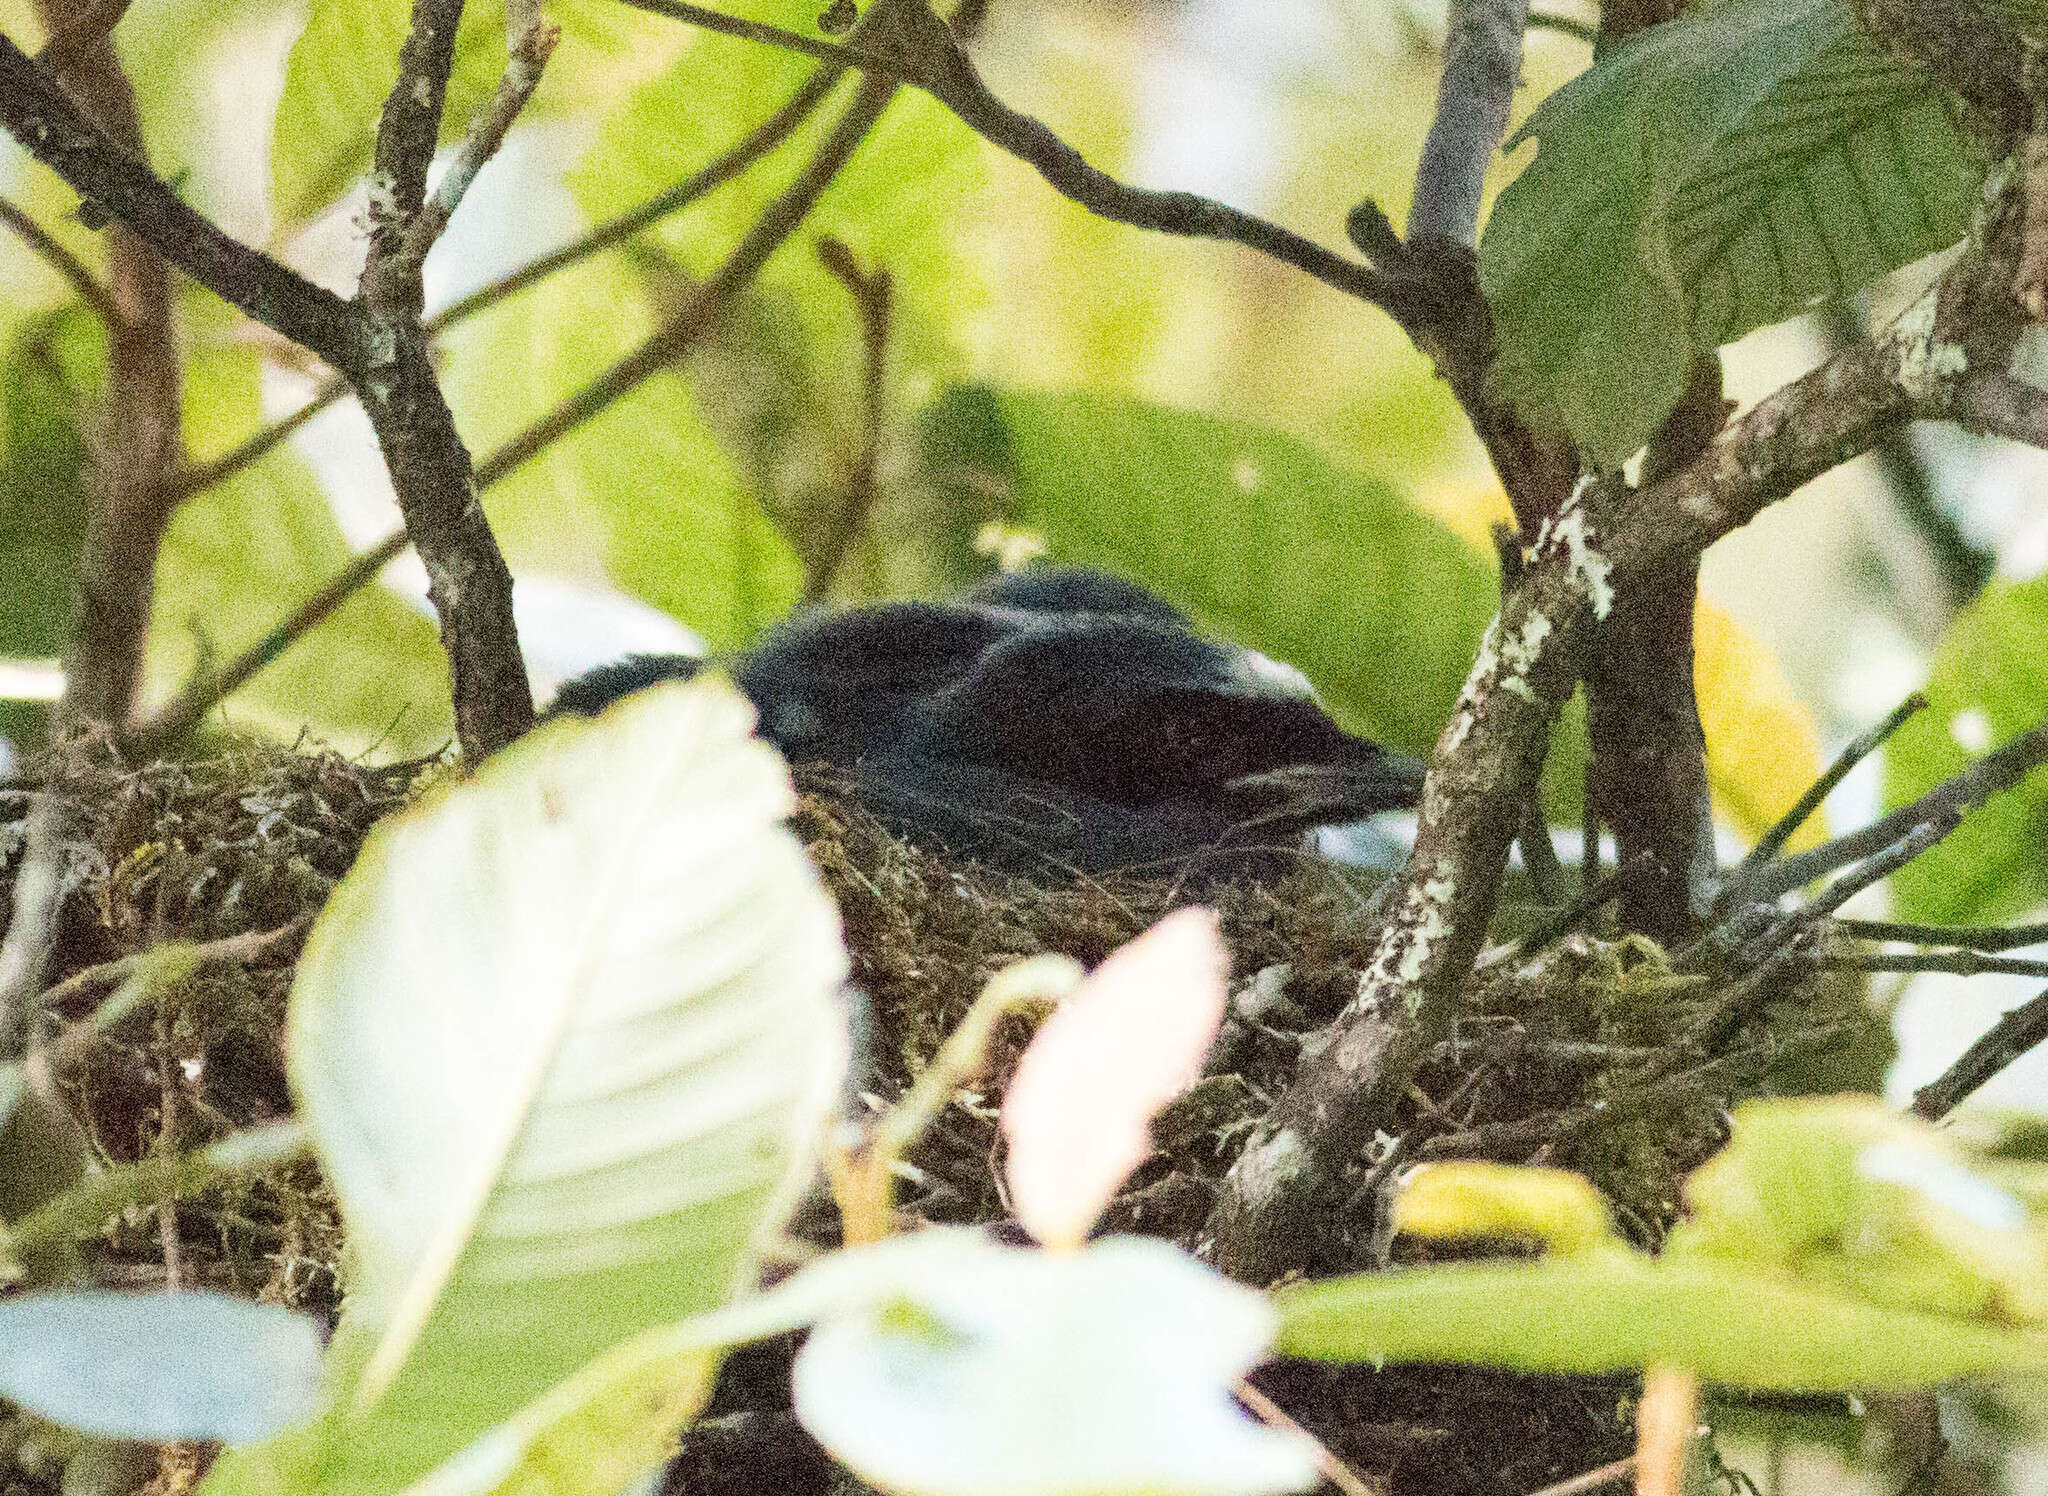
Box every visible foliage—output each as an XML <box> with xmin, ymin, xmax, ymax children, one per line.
<box><xmin>1479</xmin><ymin>0</ymin><xmax>1980</xmax><ymax>464</ymax></box>
<box><xmin>1885</xmin><ymin>572</ymin><xmax>2048</xmax><ymax>922</ymax></box>
<box><xmin>203</xmin><ymin>680</ymin><xmax>847</xmax><ymax>1496</ymax></box>
<box><xmin>1275</xmin><ymin>1100</ymin><xmax>2048</xmax><ymax>1389</ymax></box>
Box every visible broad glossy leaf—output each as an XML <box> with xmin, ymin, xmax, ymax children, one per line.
<box><xmin>1480</xmin><ymin>0</ymin><xmax>1980</xmax><ymax>463</ymax></box>
<box><xmin>0</xmin><ymin>1291</ymin><xmax>323</xmax><ymax>1443</ymax></box>
<box><xmin>793</xmin><ymin>1231</ymin><xmax>1319</xmax><ymax>1496</ymax></box>
<box><xmin>919</xmin><ymin>386</ymin><xmax>1497</xmax><ymax>757</ymax></box>
<box><xmin>1884</xmin><ymin>573</ymin><xmax>2048</xmax><ymax>922</ymax></box>
<box><xmin>204</xmin><ymin>680</ymin><xmax>848</xmax><ymax>1496</ymax></box>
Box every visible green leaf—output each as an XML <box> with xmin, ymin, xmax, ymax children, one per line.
<box><xmin>1279</xmin><ymin>1099</ymin><xmax>2048</xmax><ymax>1391</ymax></box>
<box><xmin>0</xmin><ymin>306</ymin><xmax>97</xmax><ymax>751</ymax></box>
<box><xmin>270</xmin><ymin>0</ymin><xmax>666</xmax><ymax>229</ymax></box>
<box><xmin>0</xmin><ymin>1290</ymin><xmax>323</xmax><ymax>1443</ymax></box>
<box><xmin>1480</xmin><ymin>0</ymin><xmax>1981</xmax><ymax>464</ymax></box>
<box><xmin>147</xmin><ymin>309</ymin><xmax>452</xmax><ymax>758</ymax></box>
<box><xmin>918</xmin><ymin>386</ymin><xmax>1497</xmax><ymax>756</ymax></box>
<box><xmin>1273</xmin><ymin>1253</ymin><xmax>2048</xmax><ymax>1391</ymax></box>
<box><xmin>441</xmin><ymin>253</ymin><xmax>802</xmax><ymax>648</ymax></box>
<box><xmin>792</xmin><ymin>1231</ymin><xmax>1320</xmax><ymax>1496</ymax></box>
<box><xmin>1884</xmin><ymin>573</ymin><xmax>2048</xmax><ymax>923</ymax></box>
<box><xmin>205</xmin><ymin>679</ymin><xmax>847</xmax><ymax>1496</ymax></box>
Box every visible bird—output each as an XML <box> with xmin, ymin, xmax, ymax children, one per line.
<box><xmin>547</xmin><ymin>565</ymin><xmax>1426</xmax><ymax>877</ymax></box>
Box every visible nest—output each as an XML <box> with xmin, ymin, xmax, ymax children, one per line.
<box><xmin>0</xmin><ymin>738</ymin><xmax>1887</xmax><ymax>1496</ymax></box>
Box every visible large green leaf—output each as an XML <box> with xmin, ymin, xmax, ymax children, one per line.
<box><xmin>0</xmin><ymin>1291</ymin><xmax>323</xmax><ymax>1444</ymax></box>
<box><xmin>441</xmin><ymin>254</ymin><xmax>803</xmax><ymax>648</ymax></box>
<box><xmin>1480</xmin><ymin>0</ymin><xmax>1981</xmax><ymax>464</ymax></box>
<box><xmin>270</xmin><ymin>0</ymin><xmax>666</xmax><ymax>230</ymax></box>
<box><xmin>147</xmin><ymin>304</ymin><xmax>452</xmax><ymax>758</ymax></box>
<box><xmin>1279</xmin><ymin>1099</ymin><xmax>2048</xmax><ymax>1391</ymax></box>
<box><xmin>203</xmin><ymin>679</ymin><xmax>848</xmax><ymax>1496</ymax></box>
<box><xmin>1884</xmin><ymin>574</ymin><xmax>2048</xmax><ymax>923</ymax></box>
<box><xmin>917</xmin><ymin>385</ymin><xmax>1497</xmax><ymax>757</ymax></box>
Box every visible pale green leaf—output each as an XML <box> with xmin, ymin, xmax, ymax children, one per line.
<box><xmin>203</xmin><ymin>679</ymin><xmax>848</xmax><ymax>1496</ymax></box>
<box><xmin>0</xmin><ymin>1291</ymin><xmax>323</xmax><ymax>1443</ymax></box>
<box><xmin>146</xmin><ymin>308</ymin><xmax>452</xmax><ymax>758</ymax></box>
<box><xmin>917</xmin><ymin>386</ymin><xmax>1497</xmax><ymax>756</ymax></box>
<box><xmin>270</xmin><ymin>0</ymin><xmax>668</xmax><ymax>229</ymax></box>
<box><xmin>1272</xmin><ymin>1253</ymin><xmax>2048</xmax><ymax>1391</ymax></box>
<box><xmin>792</xmin><ymin>1231</ymin><xmax>1320</xmax><ymax>1496</ymax></box>
<box><xmin>1884</xmin><ymin>573</ymin><xmax>2048</xmax><ymax>923</ymax></box>
<box><xmin>1480</xmin><ymin>0</ymin><xmax>1980</xmax><ymax>464</ymax></box>
<box><xmin>441</xmin><ymin>253</ymin><xmax>801</xmax><ymax>647</ymax></box>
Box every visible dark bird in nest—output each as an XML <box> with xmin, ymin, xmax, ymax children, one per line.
<box><xmin>548</xmin><ymin>566</ymin><xmax>1426</xmax><ymax>877</ymax></box>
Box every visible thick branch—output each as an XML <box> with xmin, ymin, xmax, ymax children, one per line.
<box><xmin>1912</xmin><ymin>987</ymin><xmax>2048</xmax><ymax>1121</ymax></box>
<box><xmin>27</xmin><ymin>2</ymin><xmax>187</xmax><ymax>728</ymax></box>
<box><xmin>1203</xmin><ymin>221</ymin><xmax>2025</xmax><ymax>1282</ymax></box>
<box><xmin>356</xmin><ymin>0</ymin><xmax>534</xmax><ymax>758</ymax></box>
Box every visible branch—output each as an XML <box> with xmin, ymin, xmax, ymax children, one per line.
<box><xmin>1202</xmin><ymin>191</ymin><xmax>2040</xmax><ymax>1282</ymax></box>
<box><xmin>1835</xmin><ymin>917</ymin><xmax>2048</xmax><ymax>952</ymax></box>
<box><xmin>0</xmin><ymin>195</ymin><xmax>120</xmax><ymax>327</ymax></box>
<box><xmin>621</xmin><ymin>0</ymin><xmax>1408</xmax><ymax>315</ymax></box>
<box><xmin>132</xmin><ymin>66</ymin><xmax>901</xmax><ymax>750</ymax></box>
<box><xmin>1724</xmin><ymin>693</ymin><xmax>1926</xmax><ymax>892</ymax></box>
<box><xmin>354</xmin><ymin>0</ymin><xmax>535</xmax><ymax>758</ymax></box>
<box><xmin>804</xmin><ymin>236</ymin><xmax>892</xmax><ymax>602</ymax></box>
<box><xmin>163</xmin><ymin>59</ymin><xmax>846</xmax><ymax>507</ymax></box>
<box><xmin>395</xmin><ymin>10</ymin><xmax>559</xmax><ymax>273</ymax></box>
<box><xmin>1735</xmin><ymin>716</ymin><xmax>2048</xmax><ymax>905</ymax></box>
<box><xmin>1911</xmin><ymin>987</ymin><xmax>2048</xmax><ymax>1120</ymax></box>
<box><xmin>1407</xmin><ymin>0</ymin><xmax>1529</xmax><ymax>248</ymax></box>
<box><xmin>1831</xmin><ymin>950</ymin><xmax>2048</xmax><ymax>980</ymax></box>
<box><xmin>0</xmin><ymin>36</ymin><xmax>360</xmax><ymax>365</ymax></box>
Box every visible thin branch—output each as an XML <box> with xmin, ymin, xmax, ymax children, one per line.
<box><xmin>1408</xmin><ymin>0</ymin><xmax>1529</xmax><ymax>248</ymax></box>
<box><xmin>0</xmin><ymin>790</ymin><xmax>82</xmax><ymax>1060</ymax></box>
<box><xmin>1525</xmin><ymin>11</ymin><xmax>1597</xmax><ymax>45</ymax></box>
<box><xmin>132</xmin><ymin>64</ymin><xmax>901</xmax><ymax>751</ymax></box>
<box><xmin>1519</xmin><ymin>1456</ymin><xmax>1639</xmax><ymax>1496</ymax></box>
<box><xmin>164</xmin><ymin>60</ymin><xmax>847</xmax><ymax>506</ymax></box>
<box><xmin>355</xmin><ymin>0</ymin><xmax>536</xmax><ymax>758</ymax></box>
<box><xmin>1725</xmin><ymin>693</ymin><xmax>1927</xmax><ymax>893</ymax></box>
<box><xmin>0</xmin><ymin>195</ymin><xmax>121</xmax><ymax>327</ymax></box>
<box><xmin>395</xmin><ymin>13</ymin><xmax>560</xmax><ymax>272</ymax></box>
<box><xmin>35</xmin><ymin>913</ymin><xmax>312</xmax><ymax>1016</ymax></box>
<box><xmin>620</xmin><ymin>0</ymin><xmax>1407</xmax><ymax>314</ymax></box>
<box><xmin>1835</xmin><ymin>917</ymin><xmax>2048</xmax><ymax>952</ymax></box>
<box><xmin>611</xmin><ymin>0</ymin><xmax>863</xmax><ymax>65</ymax></box>
<box><xmin>1739</xmin><ymin>716</ymin><xmax>2048</xmax><ymax>905</ymax></box>
<box><xmin>1911</xmin><ymin>986</ymin><xmax>2048</xmax><ymax>1120</ymax></box>
<box><xmin>805</xmin><ymin>236</ymin><xmax>892</xmax><ymax>603</ymax></box>
<box><xmin>1234</xmin><ymin>1380</ymin><xmax>1382</xmax><ymax>1496</ymax></box>
<box><xmin>1829</xmin><ymin>949</ymin><xmax>2048</xmax><ymax>980</ymax></box>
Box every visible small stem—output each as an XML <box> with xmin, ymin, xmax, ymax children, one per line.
<box><xmin>0</xmin><ymin>195</ymin><xmax>123</xmax><ymax>327</ymax></box>
<box><xmin>804</xmin><ymin>236</ymin><xmax>893</xmax><ymax>602</ymax></box>
<box><xmin>1834</xmin><ymin>917</ymin><xmax>2048</xmax><ymax>952</ymax></box>
<box><xmin>1724</xmin><ymin>693</ymin><xmax>1927</xmax><ymax>897</ymax></box>
<box><xmin>1911</xmin><ymin>986</ymin><xmax>2048</xmax><ymax>1120</ymax></box>
<box><xmin>1830</xmin><ymin>950</ymin><xmax>2048</xmax><ymax>980</ymax></box>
